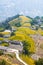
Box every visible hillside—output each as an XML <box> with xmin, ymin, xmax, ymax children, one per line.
<box><xmin>0</xmin><ymin>15</ymin><xmax>43</xmax><ymax>30</ymax></box>
<box><xmin>0</xmin><ymin>15</ymin><xmax>43</xmax><ymax>65</ymax></box>
<box><xmin>0</xmin><ymin>52</ymin><xmax>23</xmax><ymax>65</ymax></box>
<box><xmin>9</xmin><ymin>15</ymin><xmax>32</xmax><ymax>28</ymax></box>
<box><xmin>0</xmin><ymin>15</ymin><xmax>43</xmax><ymax>35</ymax></box>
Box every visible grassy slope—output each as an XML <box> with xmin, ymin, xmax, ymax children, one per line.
<box><xmin>20</xmin><ymin>54</ymin><xmax>35</xmax><ymax>65</ymax></box>
<box><xmin>9</xmin><ymin>15</ymin><xmax>32</xmax><ymax>27</ymax></box>
<box><xmin>0</xmin><ymin>54</ymin><xmax>23</xmax><ymax>65</ymax></box>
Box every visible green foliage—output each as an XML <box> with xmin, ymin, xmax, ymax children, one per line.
<box><xmin>0</xmin><ymin>27</ymin><xmax>4</xmax><ymax>32</ymax></box>
<box><xmin>41</xmin><ymin>16</ymin><xmax>43</xmax><ymax>22</ymax></box>
<box><xmin>35</xmin><ymin>58</ymin><xmax>43</xmax><ymax>65</ymax></box>
<box><xmin>0</xmin><ymin>38</ymin><xmax>4</xmax><ymax>41</ymax></box>
<box><xmin>0</xmin><ymin>50</ymin><xmax>4</xmax><ymax>55</ymax></box>
<box><xmin>11</xmin><ymin>32</ymin><xmax>15</xmax><ymax>36</ymax></box>
<box><xmin>23</xmin><ymin>41</ymin><xmax>31</xmax><ymax>55</ymax></box>
<box><xmin>15</xmin><ymin>22</ymin><xmax>21</xmax><ymax>27</ymax></box>
<box><xmin>0</xmin><ymin>43</ymin><xmax>9</xmax><ymax>47</ymax></box>
<box><xmin>20</xmin><ymin>54</ymin><xmax>35</xmax><ymax>65</ymax></box>
<box><xmin>9</xmin><ymin>31</ymin><xmax>35</xmax><ymax>54</ymax></box>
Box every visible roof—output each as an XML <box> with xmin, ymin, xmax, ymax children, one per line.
<box><xmin>4</xmin><ymin>30</ymin><xmax>11</xmax><ymax>32</ymax></box>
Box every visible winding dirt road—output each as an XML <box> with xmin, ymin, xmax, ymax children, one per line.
<box><xmin>0</xmin><ymin>46</ymin><xmax>28</xmax><ymax>65</ymax></box>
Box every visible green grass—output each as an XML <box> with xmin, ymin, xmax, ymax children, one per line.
<box><xmin>0</xmin><ymin>27</ymin><xmax>4</xmax><ymax>32</ymax></box>
<box><xmin>0</xmin><ymin>43</ymin><xmax>9</xmax><ymax>47</ymax></box>
<box><xmin>20</xmin><ymin>54</ymin><xmax>35</xmax><ymax>65</ymax></box>
<box><xmin>0</xmin><ymin>38</ymin><xmax>4</xmax><ymax>41</ymax></box>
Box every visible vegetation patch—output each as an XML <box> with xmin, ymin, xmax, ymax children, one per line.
<box><xmin>0</xmin><ymin>43</ymin><xmax>9</xmax><ymax>47</ymax></box>
<box><xmin>20</xmin><ymin>54</ymin><xmax>35</xmax><ymax>65</ymax></box>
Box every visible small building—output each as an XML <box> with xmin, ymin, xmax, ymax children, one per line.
<box><xmin>10</xmin><ymin>40</ymin><xmax>23</xmax><ymax>46</ymax></box>
<box><xmin>9</xmin><ymin>41</ymin><xmax>23</xmax><ymax>52</ymax></box>
<box><xmin>3</xmin><ymin>40</ymin><xmax>10</xmax><ymax>43</ymax></box>
<box><xmin>3</xmin><ymin>30</ymin><xmax>11</xmax><ymax>38</ymax></box>
<box><xmin>4</xmin><ymin>30</ymin><xmax>11</xmax><ymax>32</ymax></box>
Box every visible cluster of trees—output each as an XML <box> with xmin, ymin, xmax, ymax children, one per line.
<box><xmin>22</xmin><ymin>36</ymin><xmax>35</xmax><ymax>55</ymax></box>
<box><xmin>10</xmin><ymin>31</ymin><xmax>35</xmax><ymax>55</ymax></box>
<box><xmin>15</xmin><ymin>22</ymin><xmax>21</xmax><ymax>27</ymax></box>
<box><xmin>22</xmin><ymin>41</ymin><xmax>31</xmax><ymax>55</ymax></box>
<box><xmin>0</xmin><ymin>22</ymin><xmax>11</xmax><ymax>32</ymax></box>
<box><xmin>35</xmin><ymin>58</ymin><xmax>43</xmax><ymax>65</ymax></box>
<box><xmin>31</xmin><ymin>16</ymin><xmax>43</xmax><ymax>25</ymax></box>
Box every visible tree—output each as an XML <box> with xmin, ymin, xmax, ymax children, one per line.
<box><xmin>15</xmin><ymin>22</ymin><xmax>21</xmax><ymax>27</ymax></box>
<box><xmin>22</xmin><ymin>41</ymin><xmax>31</xmax><ymax>55</ymax></box>
<box><xmin>11</xmin><ymin>32</ymin><xmax>15</xmax><ymax>36</ymax></box>
<box><xmin>41</xmin><ymin>16</ymin><xmax>43</xmax><ymax>22</ymax></box>
<box><xmin>35</xmin><ymin>58</ymin><xmax>43</xmax><ymax>65</ymax></box>
<box><xmin>0</xmin><ymin>34</ymin><xmax>3</xmax><ymax>37</ymax></box>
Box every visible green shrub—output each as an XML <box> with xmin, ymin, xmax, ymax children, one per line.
<box><xmin>35</xmin><ymin>58</ymin><xmax>43</xmax><ymax>65</ymax></box>
<box><xmin>22</xmin><ymin>41</ymin><xmax>31</xmax><ymax>55</ymax></box>
<box><xmin>0</xmin><ymin>50</ymin><xmax>4</xmax><ymax>55</ymax></box>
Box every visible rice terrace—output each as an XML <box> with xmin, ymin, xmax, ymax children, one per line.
<box><xmin>0</xmin><ymin>0</ymin><xmax>43</xmax><ymax>65</ymax></box>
